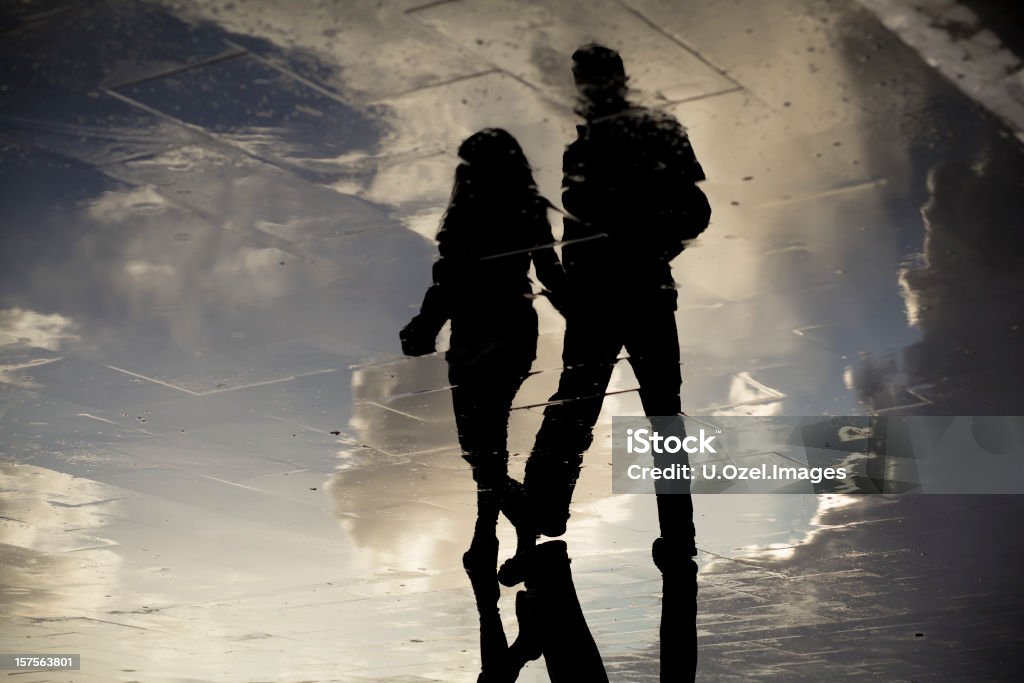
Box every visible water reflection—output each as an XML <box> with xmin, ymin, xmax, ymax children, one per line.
<box><xmin>467</xmin><ymin>539</ymin><xmax>609</xmax><ymax>683</ymax></box>
<box><xmin>0</xmin><ymin>463</ymin><xmax>123</xmax><ymax>619</ymax></box>
<box><xmin>401</xmin><ymin>128</ymin><xmax>566</xmax><ymax>578</ymax></box>
<box><xmin>857</xmin><ymin>142</ymin><xmax>1024</xmax><ymax>415</ymax></box>
<box><xmin>3</xmin><ymin>0</ymin><xmax>1022</xmax><ymax>679</ymax></box>
<box><xmin>755</xmin><ymin>128</ymin><xmax>1024</xmax><ymax>681</ymax></box>
<box><xmin>389</xmin><ymin>44</ymin><xmax>706</xmax><ymax>681</ymax></box>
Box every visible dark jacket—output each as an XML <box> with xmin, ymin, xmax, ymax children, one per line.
<box><xmin>561</xmin><ymin>104</ymin><xmax>710</xmax><ymax>308</ymax></box>
<box><xmin>402</xmin><ymin>191</ymin><xmax>566</xmax><ymax>358</ymax></box>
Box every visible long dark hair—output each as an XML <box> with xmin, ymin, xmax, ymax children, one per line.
<box><xmin>437</xmin><ymin>129</ymin><xmax>548</xmax><ymax>254</ymax></box>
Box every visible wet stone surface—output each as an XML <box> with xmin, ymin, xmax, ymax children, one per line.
<box><xmin>2</xmin><ymin>0</ymin><xmax>1023</xmax><ymax>681</ymax></box>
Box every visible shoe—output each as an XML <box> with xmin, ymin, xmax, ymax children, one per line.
<box><xmin>497</xmin><ymin>555</ymin><xmax>525</xmax><ymax>587</ymax></box>
<box><xmin>507</xmin><ymin>591</ymin><xmax>542</xmax><ymax>668</ymax></box>
<box><xmin>526</xmin><ymin>461</ymin><xmax>579</xmax><ymax>538</ymax></box>
<box><xmin>652</xmin><ymin>536</ymin><xmax>697</xmax><ymax>575</ymax></box>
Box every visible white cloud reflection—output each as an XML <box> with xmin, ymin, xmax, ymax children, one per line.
<box><xmin>0</xmin><ymin>308</ymin><xmax>80</xmax><ymax>351</ymax></box>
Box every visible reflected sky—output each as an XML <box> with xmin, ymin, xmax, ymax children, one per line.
<box><xmin>2</xmin><ymin>0</ymin><xmax>1022</xmax><ymax>680</ymax></box>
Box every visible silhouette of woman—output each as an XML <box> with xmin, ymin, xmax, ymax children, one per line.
<box><xmin>400</xmin><ymin>128</ymin><xmax>566</xmax><ymax>571</ymax></box>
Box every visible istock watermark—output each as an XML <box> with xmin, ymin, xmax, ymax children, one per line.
<box><xmin>611</xmin><ymin>416</ymin><xmax>1024</xmax><ymax>494</ymax></box>
<box><xmin>625</xmin><ymin>427</ymin><xmax>718</xmax><ymax>454</ymax></box>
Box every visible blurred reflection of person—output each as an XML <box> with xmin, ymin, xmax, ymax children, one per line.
<box><xmin>400</xmin><ymin>128</ymin><xmax>567</xmax><ymax>580</ymax></box>
<box><xmin>858</xmin><ymin>145</ymin><xmax>1024</xmax><ymax>415</ymax></box>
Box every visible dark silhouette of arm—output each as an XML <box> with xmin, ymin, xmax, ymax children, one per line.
<box><xmin>400</xmin><ymin>258</ymin><xmax>450</xmax><ymax>356</ymax></box>
<box><xmin>529</xmin><ymin>200</ymin><xmax>570</xmax><ymax>315</ymax></box>
<box><xmin>400</xmin><ymin>213</ymin><xmax>465</xmax><ymax>356</ymax></box>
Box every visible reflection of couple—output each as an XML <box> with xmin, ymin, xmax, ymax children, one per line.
<box><xmin>402</xmin><ymin>44</ymin><xmax>709</xmax><ymax>681</ymax></box>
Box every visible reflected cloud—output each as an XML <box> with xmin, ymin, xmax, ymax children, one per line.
<box><xmin>325</xmin><ymin>358</ymin><xmax>471</xmax><ymax>582</ymax></box>
<box><xmin>86</xmin><ymin>186</ymin><xmax>170</xmax><ymax>222</ymax></box>
<box><xmin>0</xmin><ymin>308</ymin><xmax>80</xmax><ymax>351</ymax></box>
<box><xmin>0</xmin><ymin>463</ymin><xmax>123</xmax><ymax>619</ymax></box>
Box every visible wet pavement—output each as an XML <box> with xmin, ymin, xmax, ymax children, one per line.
<box><xmin>2</xmin><ymin>0</ymin><xmax>1024</xmax><ymax>681</ymax></box>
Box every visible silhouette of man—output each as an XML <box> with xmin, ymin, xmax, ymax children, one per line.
<box><xmin>523</xmin><ymin>44</ymin><xmax>710</xmax><ymax>562</ymax></box>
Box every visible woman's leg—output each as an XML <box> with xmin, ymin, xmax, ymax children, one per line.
<box><xmin>450</xmin><ymin>342</ymin><xmax>535</xmax><ymax>554</ymax></box>
<box><xmin>450</xmin><ymin>378</ymin><xmax>507</xmax><ymax>549</ymax></box>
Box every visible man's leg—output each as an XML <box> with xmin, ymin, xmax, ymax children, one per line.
<box><xmin>523</xmin><ymin>308</ymin><xmax>621</xmax><ymax>538</ymax></box>
<box><xmin>517</xmin><ymin>541</ymin><xmax>609</xmax><ymax>682</ymax></box>
<box><xmin>624</xmin><ymin>307</ymin><xmax>698</xmax><ymax>680</ymax></box>
<box><xmin>624</xmin><ymin>308</ymin><xmax>696</xmax><ymax>549</ymax></box>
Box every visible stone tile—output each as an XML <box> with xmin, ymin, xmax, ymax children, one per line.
<box><xmin>113</xmin><ymin>54</ymin><xmax>383</xmax><ymax>173</ymax></box>
<box><xmin>410</xmin><ymin>0</ymin><xmax>736</xmax><ymax>105</ymax></box>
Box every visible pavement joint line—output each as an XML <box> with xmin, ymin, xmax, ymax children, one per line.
<box><xmin>703</xmin><ymin>394</ymin><xmax>791</xmax><ymax>412</ymax></box>
<box><xmin>344</xmin><ymin>444</ymin><xmax>452</xmax><ymax>458</ymax></box>
<box><xmin>478</xmin><ymin>233</ymin><xmax>608</xmax><ymax>261</ymax></box>
<box><xmin>376</xmin><ymin>68</ymin><xmax>503</xmax><ymax>100</ymax></box>
<box><xmin>662</xmin><ymin>85</ymin><xmax>747</xmax><ymax>107</ymax></box>
<box><xmin>402</xmin><ymin>10</ymin><xmax>578</xmax><ymax>116</ymax></box>
<box><xmin>103</xmin><ymin>363</ymin><xmax>340</xmax><ymax>396</ymax></box>
<box><xmin>872</xmin><ymin>397</ymin><xmax>933</xmax><ymax>413</ymax></box>
<box><xmin>103</xmin><ymin>364</ymin><xmax>199</xmax><ymax>395</ymax></box>
<box><xmin>48</xmin><ymin>497</ymin><xmax>130</xmax><ymax>509</ymax></box>
<box><xmin>332</xmin><ymin>146</ymin><xmax>449</xmax><ymax>170</ymax></box>
<box><xmin>349</xmin><ymin>354</ymin><xmax>426</xmax><ymax>370</ymax></box>
<box><xmin>265</xmin><ymin>416</ymin><xmax>337</xmax><ymax>435</ymax></box>
<box><xmin>699</xmin><ymin>550</ymin><xmax>792</xmax><ymax>578</ymax></box>
<box><xmin>95</xmin><ymin>144</ymin><xmax>190</xmax><ymax>167</ymax></box>
<box><xmin>66</xmin><ymin>140</ymin><xmax>277</xmax><ymax>231</ymax></box>
<box><xmin>76</xmin><ymin>412</ymin><xmax>153</xmax><ymax>436</ymax></box>
<box><xmin>404</xmin><ymin>0</ymin><xmax>463</xmax><ymax>14</ymax></box>
<box><xmin>0</xmin><ymin>113</ymin><xmax>178</xmax><ymax>146</ymax></box>
<box><xmin>755</xmin><ymin>177</ymin><xmax>890</xmax><ymax>208</ymax></box>
<box><xmin>36</xmin><ymin>615</ymin><xmax>164</xmax><ymax>633</ymax></box>
<box><xmin>137</xmin><ymin>464</ymin><xmax>331</xmax><ymax>509</ymax></box>
<box><xmin>511</xmin><ymin>386</ymin><xmax>642</xmax><ymax>411</ymax></box>
<box><xmin>0</xmin><ymin>1</ymin><xmax>94</xmax><ymax>34</ymax></box>
<box><xmin>101</xmin><ymin>87</ymin><xmax>270</xmax><ymax>164</ymax></box>
<box><xmin>0</xmin><ymin>128</ymin><xmax>146</xmax><ymax>174</ymax></box>
<box><xmin>358</xmin><ymin>399</ymin><xmax>431</xmax><ymax>423</ymax></box>
<box><xmin>616</xmin><ymin>0</ymin><xmax>743</xmax><ymax>89</ymax></box>
<box><xmin>221</xmin><ymin>39</ymin><xmax>357</xmax><ymax>109</ymax></box>
<box><xmin>103</xmin><ymin>47</ymin><xmax>249</xmax><ymax>92</ymax></box>
<box><xmin>66</xmin><ymin>544</ymin><xmax>121</xmax><ymax>553</ymax></box>
<box><xmin>379</xmin><ymin>385</ymin><xmax>457</xmax><ymax>401</ymax></box>
<box><xmin>100</xmin><ymin>87</ymin><xmax>339</xmax><ymax>189</ymax></box>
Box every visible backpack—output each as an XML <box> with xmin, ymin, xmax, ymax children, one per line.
<box><xmin>562</xmin><ymin>107</ymin><xmax>711</xmax><ymax>259</ymax></box>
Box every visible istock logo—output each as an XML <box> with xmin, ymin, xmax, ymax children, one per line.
<box><xmin>625</xmin><ymin>428</ymin><xmax>718</xmax><ymax>454</ymax></box>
